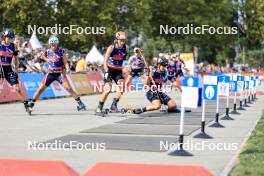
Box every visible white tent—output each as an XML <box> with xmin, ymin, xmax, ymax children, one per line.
<box><xmin>86</xmin><ymin>45</ymin><xmax>104</xmax><ymax>64</ymax></box>
<box><xmin>29</xmin><ymin>33</ymin><xmax>43</xmax><ymax>49</ymax></box>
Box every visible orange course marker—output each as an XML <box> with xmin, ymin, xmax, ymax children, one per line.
<box><xmin>0</xmin><ymin>159</ymin><xmax>79</xmax><ymax>176</ymax></box>
<box><xmin>84</xmin><ymin>162</ymin><xmax>213</xmax><ymax>176</ymax></box>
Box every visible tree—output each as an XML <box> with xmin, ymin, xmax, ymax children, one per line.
<box><xmin>148</xmin><ymin>0</ymin><xmax>236</xmax><ymax>63</ymax></box>
<box><xmin>1</xmin><ymin>0</ymin><xmax>54</xmax><ymax>39</ymax></box>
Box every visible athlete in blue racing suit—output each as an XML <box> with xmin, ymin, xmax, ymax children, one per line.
<box><xmin>96</xmin><ymin>31</ymin><xmax>129</xmax><ymax>113</ymax></box>
<box><xmin>0</xmin><ymin>28</ymin><xmax>30</xmax><ymax>111</ymax></box>
<box><xmin>28</xmin><ymin>36</ymin><xmax>86</xmax><ymax>111</ymax></box>
<box><xmin>132</xmin><ymin>57</ymin><xmax>180</xmax><ymax>114</ymax></box>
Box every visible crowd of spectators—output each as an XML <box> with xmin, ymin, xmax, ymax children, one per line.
<box><xmin>15</xmin><ymin>37</ymin><xmax>103</xmax><ymax>74</ymax></box>
<box><xmin>14</xmin><ymin>37</ymin><xmax>263</xmax><ymax>76</ymax></box>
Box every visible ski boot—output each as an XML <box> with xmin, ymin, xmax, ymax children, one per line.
<box><xmin>95</xmin><ymin>102</ymin><xmax>107</xmax><ymax>117</ymax></box>
<box><xmin>110</xmin><ymin>98</ymin><xmax>119</xmax><ymax>113</ymax></box>
<box><xmin>132</xmin><ymin>108</ymin><xmax>144</xmax><ymax>114</ymax></box>
<box><xmin>77</xmin><ymin>102</ymin><xmax>86</xmax><ymax>111</ymax></box>
<box><xmin>28</xmin><ymin>100</ymin><xmax>35</xmax><ymax>108</ymax></box>
<box><xmin>24</xmin><ymin>101</ymin><xmax>32</xmax><ymax>116</ymax></box>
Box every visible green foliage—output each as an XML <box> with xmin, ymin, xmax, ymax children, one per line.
<box><xmin>246</xmin><ymin>49</ymin><xmax>264</xmax><ymax>67</ymax></box>
<box><xmin>230</xmin><ymin>111</ymin><xmax>264</xmax><ymax>176</ymax></box>
<box><xmin>216</xmin><ymin>51</ymin><xmax>227</xmax><ymax>65</ymax></box>
<box><xmin>0</xmin><ymin>0</ymin><xmax>263</xmax><ymax>64</ymax></box>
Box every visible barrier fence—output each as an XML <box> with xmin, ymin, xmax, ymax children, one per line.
<box><xmin>168</xmin><ymin>73</ymin><xmax>263</xmax><ymax>156</ymax></box>
<box><xmin>0</xmin><ymin>72</ymin><xmax>263</xmax><ymax>104</ymax></box>
<box><xmin>0</xmin><ymin>72</ymin><xmax>104</xmax><ymax>103</ymax></box>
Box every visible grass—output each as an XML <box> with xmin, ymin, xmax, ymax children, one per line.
<box><xmin>230</xmin><ymin>110</ymin><xmax>264</xmax><ymax>176</ymax></box>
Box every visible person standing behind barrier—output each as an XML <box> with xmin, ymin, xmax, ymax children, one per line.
<box><xmin>124</xmin><ymin>47</ymin><xmax>145</xmax><ymax>90</ymax></box>
<box><xmin>0</xmin><ymin>28</ymin><xmax>30</xmax><ymax>111</ymax></box>
<box><xmin>175</xmin><ymin>52</ymin><xmax>185</xmax><ymax>78</ymax></box>
<box><xmin>75</xmin><ymin>57</ymin><xmax>87</xmax><ymax>72</ymax></box>
<box><xmin>28</xmin><ymin>35</ymin><xmax>86</xmax><ymax>111</ymax></box>
<box><xmin>167</xmin><ymin>57</ymin><xmax>177</xmax><ymax>82</ymax></box>
<box><xmin>95</xmin><ymin>31</ymin><xmax>129</xmax><ymax>114</ymax></box>
<box><xmin>166</xmin><ymin>57</ymin><xmax>182</xmax><ymax>92</ymax></box>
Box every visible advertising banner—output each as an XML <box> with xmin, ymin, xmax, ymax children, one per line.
<box><xmin>0</xmin><ymin>78</ymin><xmax>28</xmax><ymax>103</ymax></box>
<box><xmin>19</xmin><ymin>73</ymin><xmax>55</xmax><ymax>99</ymax></box>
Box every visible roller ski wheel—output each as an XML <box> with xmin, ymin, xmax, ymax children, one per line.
<box><xmin>77</xmin><ymin>104</ymin><xmax>86</xmax><ymax>111</ymax></box>
<box><xmin>132</xmin><ymin>108</ymin><xmax>144</xmax><ymax>114</ymax></box>
<box><xmin>25</xmin><ymin>106</ymin><xmax>32</xmax><ymax>116</ymax></box>
<box><xmin>105</xmin><ymin>108</ymin><xmax>120</xmax><ymax>114</ymax></box>
<box><xmin>104</xmin><ymin>108</ymin><xmax>110</xmax><ymax>114</ymax></box>
<box><xmin>95</xmin><ymin>112</ymin><xmax>106</xmax><ymax>117</ymax></box>
<box><xmin>95</xmin><ymin>108</ymin><xmax>107</xmax><ymax>117</ymax></box>
<box><xmin>121</xmin><ymin>108</ymin><xmax>133</xmax><ymax>114</ymax></box>
<box><xmin>28</xmin><ymin>108</ymin><xmax>32</xmax><ymax>116</ymax></box>
<box><xmin>24</xmin><ymin>102</ymin><xmax>32</xmax><ymax>116</ymax></box>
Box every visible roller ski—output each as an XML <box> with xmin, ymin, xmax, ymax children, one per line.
<box><xmin>104</xmin><ymin>98</ymin><xmax>129</xmax><ymax>114</ymax></box>
<box><xmin>132</xmin><ymin>108</ymin><xmax>145</xmax><ymax>114</ymax></box>
<box><xmin>95</xmin><ymin>107</ymin><xmax>107</xmax><ymax>117</ymax></box>
<box><xmin>120</xmin><ymin>108</ymin><xmax>133</xmax><ymax>114</ymax></box>
<box><xmin>102</xmin><ymin>108</ymin><xmax>133</xmax><ymax>114</ymax></box>
<box><xmin>103</xmin><ymin>108</ymin><xmax>122</xmax><ymax>114</ymax></box>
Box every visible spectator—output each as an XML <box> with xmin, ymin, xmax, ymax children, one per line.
<box><xmin>20</xmin><ymin>42</ymin><xmax>38</xmax><ymax>72</ymax></box>
<box><xmin>91</xmin><ymin>63</ymin><xmax>98</xmax><ymax>72</ymax></box>
<box><xmin>75</xmin><ymin>57</ymin><xmax>87</xmax><ymax>72</ymax></box>
<box><xmin>15</xmin><ymin>38</ymin><xmax>27</xmax><ymax>71</ymax></box>
<box><xmin>69</xmin><ymin>57</ymin><xmax>78</xmax><ymax>72</ymax></box>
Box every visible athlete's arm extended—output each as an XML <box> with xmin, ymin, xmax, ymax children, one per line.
<box><xmin>41</xmin><ymin>51</ymin><xmax>48</xmax><ymax>62</ymax></box>
<box><xmin>104</xmin><ymin>45</ymin><xmax>113</xmax><ymax>72</ymax></box>
<box><xmin>11</xmin><ymin>55</ymin><xmax>19</xmax><ymax>71</ymax></box>
<box><xmin>11</xmin><ymin>45</ymin><xmax>20</xmax><ymax>70</ymax></box>
<box><xmin>63</xmin><ymin>52</ymin><xmax>70</xmax><ymax>73</ymax></box>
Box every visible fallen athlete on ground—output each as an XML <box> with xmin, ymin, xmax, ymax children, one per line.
<box><xmin>132</xmin><ymin>57</ymin><xmax>181</xmax><ymax>114</ymax></box>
